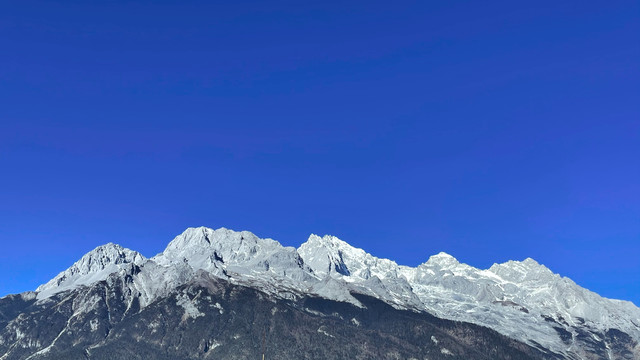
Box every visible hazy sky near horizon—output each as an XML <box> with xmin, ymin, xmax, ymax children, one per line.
<box><xmin>1</xmin><ymin>0</ymin><xmax>638</xmax><ymax>304</ymax></box>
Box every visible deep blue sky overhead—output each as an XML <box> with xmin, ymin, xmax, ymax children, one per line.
<box><xmin>1</xmin><ymin>1</ymin><xmax>638</xmax><ymax>304</ymax></box>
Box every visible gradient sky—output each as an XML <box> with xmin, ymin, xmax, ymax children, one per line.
<box><xmin>1</xmin><ymin>0</ymin><xmax>638</xmax><ymax>305</ymax></box>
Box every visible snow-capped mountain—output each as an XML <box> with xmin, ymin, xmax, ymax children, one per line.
<box><xmin>5</xmin><ymin>227</ymin><xmax>639</xmax><ymax>360</ymax></box>
<box><xmin>35</xmin><ymin>243</ymin><xmax>146</xmax><ymax>300</ymax></box>
<box><xmin>298</xmin><ymin>232</ymin><xmax>640</xmax><ymax>359</ymax></box>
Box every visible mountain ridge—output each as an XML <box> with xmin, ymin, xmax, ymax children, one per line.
<box><xmin>4</xmin><ymin>226</ymin><xmax>639</xmax><ymax>359</ymax></box>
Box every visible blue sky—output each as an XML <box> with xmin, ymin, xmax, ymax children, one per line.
<box><xmin>1</xmin><ymin>0</ymin><xmax>638</xmax><ymax>304</ymax></box>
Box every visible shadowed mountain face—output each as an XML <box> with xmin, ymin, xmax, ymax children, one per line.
<box><xmin>1</xmin><ymin>227</ymin><xmax>638</xmax><ymax>359</ymax></box>
<box><xmin>1</xmin><ymin>273</ymin><xmax>558</xmax><ymax>360</ymax></box>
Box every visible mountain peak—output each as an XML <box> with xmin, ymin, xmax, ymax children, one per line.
<box><xmin>305</xmin><ymin>234</ymin><xmax>351</xmax><ymax>248</ymax></box>
<box><xmin>433</xmin><ymin>251</ymin><xmax>456</xmax><ymax>259</ymax></box>
<box><xmin>57</xmin><ymin>242</ymin><xmax>144</xmax><ymax>272</ymax></box>
<box><xmin>36</xmin><ymin>243</ymin><xmax>145</xmax><ymax>299</ymax></box>
<box><xmin>153</xmin><ymin>227</ymin><xmax>310</xmax><ymax>288</ymax></box>
<box><xmin>163</xmin><ymin>226</ymin><xmax>216</xmax><ymax>251</ymax></box>
<box><xmin>161</xmin><ymin>226</ymin><xmax>264</xmax><ymax>254</ymax></box>
<box><xmin>423</xmin><ymin>252</ymin><xmax>460</xmax><ymax>268</ymax></box>
<box><xmin>299</xmin><ymin>234</ymin><xmax>403</xmax><ymax>285</ymax></box>
<box><xmin>502</xmin><ymin>257</ymin><xmax>549</xmax><ymax>271</ymax></box>
<box><xmin>298</xmin><ymin>234</ymin><xmax>360</xmax><ymax>278</ymax></box>
<box><xmin>488</xmin><ymin>257</ymin><xmax>554</xmax><ymax>284</ymax></box>
<box><xmin>87</xmin><ymin>242</ymin><xmax>127</xmax><ymax>255</ymax></box>
<box><xmin>522</xmin><ymin>257</ymin><xmax>540</xmax><ymax>267</ymax></box>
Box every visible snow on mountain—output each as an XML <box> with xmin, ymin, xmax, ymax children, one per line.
<box><xmin>149</xmin><ymin>227</ymin><xmax>317</xmax><ymax>299</ymax></box>
<box><xmin>299</xmin><ymin>234</ymin><xmax>406</xmax><ymax>281</ymax></box>
<box><xmin>297</xmin><ymin>235</ymin><xmax>640</xmax><ymax>358</ymax></box>
<box><xmin>101</xmin><ymin>227</ymin><xmax>319</xmax><ymax>308</ymax></box>
<box><xmin>154</xmin><ymin>227</ymin><xmax>311</xmax><ymax>281</ymax></box>
<box><xmin>36</xmin><ymin>243</ymin><xmax>146</xmax><ymax>300</ymax></box>
<box><xmin>298</xmin><ymin>234</ymin><xmax>422</xmax><ymax>308</ymax></box>
<box><xmin>32</xmin><ymin>226</ymin><xmax>640</xmax><ymax>359</ymax></box>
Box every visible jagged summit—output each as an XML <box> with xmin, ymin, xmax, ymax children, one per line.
<box><xmin>298</xmin><ymin>233</ymin><xmax>402</xmax><ymax>282</ymax></box>
<box><xmin>36</xmin><ymin>242</ymin><xmax>145</xmax><ymax>300</ymax></box>
<box><xmin>165</xmin><ymin>226</ymin><xmax>218</xmax><ymax>248</ymax></box>
<box><xmin>298</xmin><ymin>234</ymin><xmax>367</xmax><ymax>278</ymax></box>
<box><xmin>160</xmin><ymin>226</ymin><xmax>248</xmax><ymax>253</ymax></box>
<box><xmin>303</xmin><ymin>233</ymin><xmax>352</xmax><ymax>248</ymax></box>
<box><xmin>488</xmin><ymin>257</ymin><xmax>556</xmax><ymax>284</ymax></box>
<box><xmin>423</xmin><ymin>251</ymin><xmax>460</xmax><ymax>268</ymax></box>
<box><xmin>156</xmin><ymin>226</ymin><xmax>295</xmax><ymax>268</ymax></box>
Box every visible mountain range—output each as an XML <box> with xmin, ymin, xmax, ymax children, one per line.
<box><xmin>1</xmin><ymin>226</ymin><xmax>638</xmax><ymax>359</ymax></box>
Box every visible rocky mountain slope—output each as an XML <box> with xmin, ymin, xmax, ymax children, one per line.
<box><xmin>1</xmin><ymin>227</ymin><xmax>638</xmax><ymax>359</ymax></box>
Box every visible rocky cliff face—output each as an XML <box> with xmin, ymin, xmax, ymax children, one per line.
<box><xmin>1</xmin><ymin>227</ymin><xmax>638</xmax><ymax>359</ymax></box>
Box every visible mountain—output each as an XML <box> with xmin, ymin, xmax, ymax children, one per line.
<box><xmin>35</xmin><ymin>243</ymin><xmax>146</xmax><ymax>300</ymax></box>
<box><xmin>0</xmin><ymin>226</ymin><xmax>638</xmax><ymax>359</ymax></box>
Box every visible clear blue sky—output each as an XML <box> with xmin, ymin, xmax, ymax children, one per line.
<box><xmin>1</xmin><ymin>1</ymin><xmax>638</xmax><ymax>304</ymax></box>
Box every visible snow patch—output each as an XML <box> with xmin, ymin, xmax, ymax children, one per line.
<box><xmin>440</xmin><ymin>348</ymin><xmax>453</xmax><ymax>355</ymax></box>
<box><xmin>89</xmin><ymin>319</ymin><xmax>99</xmax><ymax>332</ymax></box>
<box><xmin>214</xmin><ymin>302</ymin><xmax>224</xmax><ymax>314</ymax></box>
<box><xmin>176</xmin><ymin>293</ymin><xmax>204</xmax><ymax>319</ymax></box>
<box><xmin>148</xmin><ymin>320</ymin><xmax>162</xmax><ymax>333</ymax></box>
<box><xmin>317</xmin><ymin>327</ymin><xmax>335</xmax><ymax>338</ymax></box>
